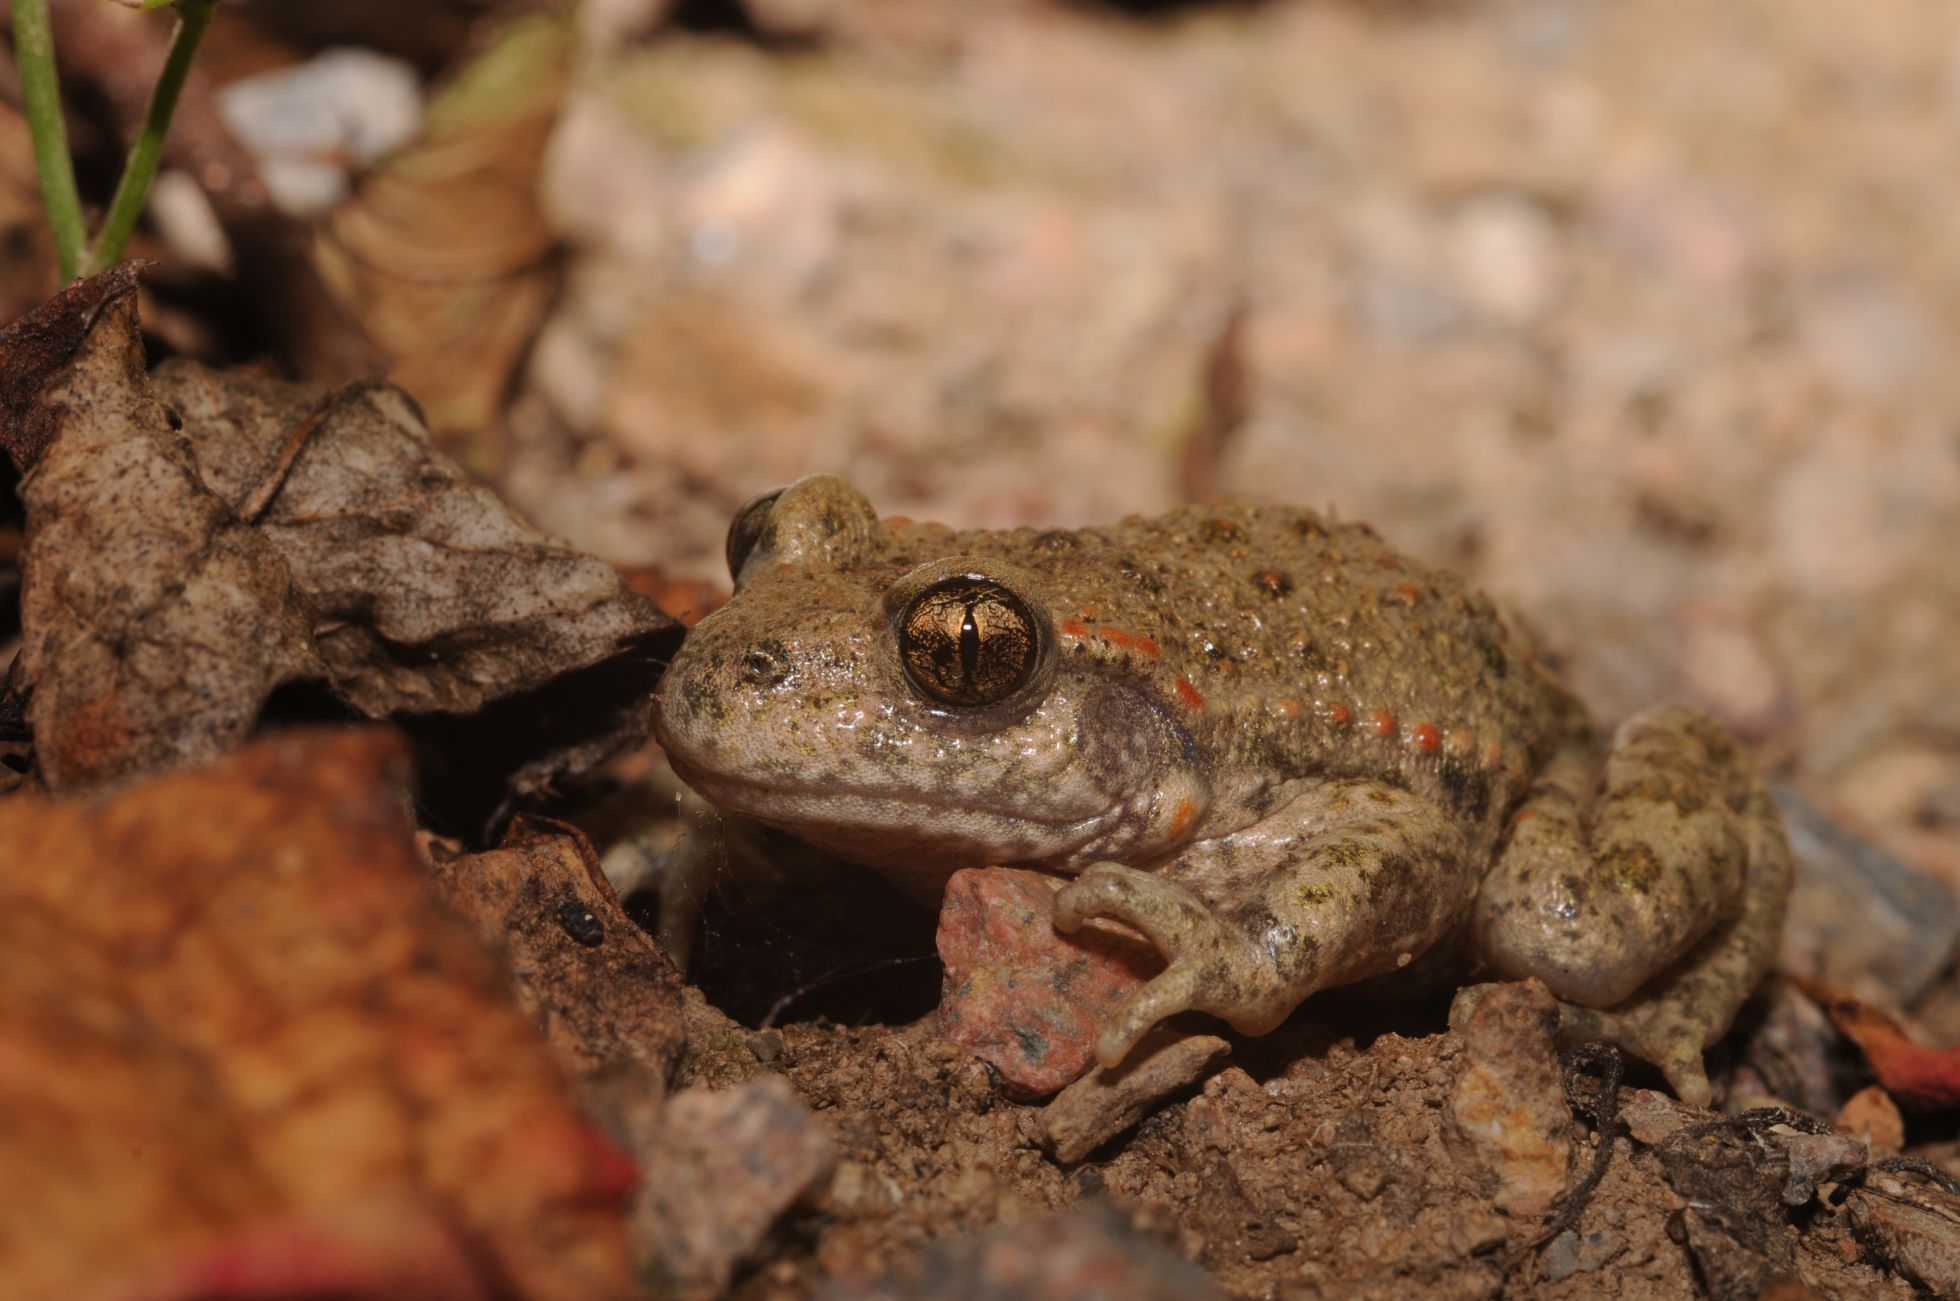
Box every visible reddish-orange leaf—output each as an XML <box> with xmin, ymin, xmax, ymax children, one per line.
<box><xmin>1793</xmin><ymin>974</ymin><xmax>1960</xmax><ymax>1112</ymax></box>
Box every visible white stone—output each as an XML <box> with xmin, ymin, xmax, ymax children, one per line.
<box><xmin>218</xmin><ymin>49</ymin><xmax>423</xmax><ymax>216</ymax></box>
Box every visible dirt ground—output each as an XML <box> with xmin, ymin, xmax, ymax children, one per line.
<box><xmin>666</xmin><ymin>982</ymin><xmax>1931</xmax><ymax>1299</ymax></box>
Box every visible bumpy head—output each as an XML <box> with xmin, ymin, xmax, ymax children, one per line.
<box><xmin>653</xmin><ymin>476</ymin><xmax>1204</xmax><ymax>888</ymax></box>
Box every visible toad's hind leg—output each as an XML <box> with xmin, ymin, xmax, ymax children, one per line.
<box><xmin>1471</xmin><ymin>704</ymin><xmax>1793</xmax><ymax>1106</ymax></box>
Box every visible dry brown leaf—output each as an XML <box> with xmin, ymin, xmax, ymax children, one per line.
<box><xmin>0</xmin><ymin>265</ymin><xmax>148</xmax><ymax>473</ymax></box>
<box><xmin>2</xmin><ymin>267</ymin><xmax>673</xmax><ymax>807</ymax></box>
<box><xmin>1847</xmin><ymin>1167</ymin><xmax>1960</xmax><ymax>1297</ymax></box>
<box><xmin>428</xmin><ymin>814</ymin><xmax>685</xmax><ymax>1090</ymax></box>
<box><xmin>149</xmin><ymin>357</ymin><xmax>677</xmax><ymax>826</ymax></box>
<box><xmin>151</xmin><ymin>362</ymin><xmax>674</xmax><ymax>719</ymax></box>
<box><xmin>1793</xmin><ymin>974</ymin><xmax>1960</xmax><ymax>1113</ymax></box>
<box><xmin>10</xmin><ymin>270</ymin><xmax>322</xmax><ymax>790</ymax></box>
<box><xmin>36</xmin><ymin>3</ymin><xmax>386</xmax><ymax>383</ymax></box>
<box><xmin>313</xmin><ymin>14</ymin><xmax>570</xmax><ymax>452</ymax></box>
<box><xmin>0</xmin><ymin>729</ymin><xmax>636</xmax><ymax>1301</ymax></box>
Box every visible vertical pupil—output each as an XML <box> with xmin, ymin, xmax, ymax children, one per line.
<box><xmin>898</xmin><ymin>579</ymin><xmax>1040</xmax><ymax>706</ymax></box>
<box><xmin>958</xmin><ymin>599</ymin><xmax>982</xmax><ymax>685</ymax></box>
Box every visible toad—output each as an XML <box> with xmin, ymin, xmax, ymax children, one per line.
<box><xmin>654</xmin><ymin>476</ymin><xmax>1791</xmax><ymax>1104</ymax></box>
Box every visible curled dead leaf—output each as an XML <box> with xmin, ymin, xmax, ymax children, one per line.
<box><xmin>152</xmin><ymin>362</ymin><xmax>673</xmax><ymax>718</ymax></box>
<box><xmin>1792</xmin><ymin>974</ymin><xmax>1960</xmax><ymax>1112</ymax></box>
<box><xmin>1</xmin><ymin>266</ymin><xmax>676</xmax><ymax>808</ymax></box>
<box><xmin>11</xmin><ymin>271</ymin><xmax>322</xmax><ymax>789</ymax></box>
<box><xmin>0</xmin><ymin>264</ymin><xmax>149</xmax><ymax>474</ymax></box>
<box><xmin>313</xmin><ymin>14</ymin><xmax>570</xmax><ymax>450</ymax></box>
<box><xmin>0</xmin><ymin>729</ymin><xmax>635</xmax><ymax>1300</ymax></box>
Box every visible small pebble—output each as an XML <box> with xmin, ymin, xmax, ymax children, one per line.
<box><xmin>1040</xmin><ymin>1029</ymin><xmax>1231</xmax><ymax>1164</ymax></box>
<box><xmin>217</xmin><ymin>49</ymin><xmax>423</xmax><ymax>215</ymax></box>
<box><xmin>1448</xmin><ymin>980</ymin><xmax>1573</xmax><ymax>1220</ymax></box>
<box><xmin>1835</xmin><ymin>1084</ymin><xmax>1905</xmax><ymax>1154</ymax></box>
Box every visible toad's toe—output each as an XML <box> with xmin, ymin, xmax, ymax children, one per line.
<box><xmin>1054</xmin><ymin>862</ymin><xmax>1213</xmax><ymax>956</ymax></box>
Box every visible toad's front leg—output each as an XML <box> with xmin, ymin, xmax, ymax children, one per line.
<box><xmin>1054</xmin><ymin>778</ymin><xmax>1475</xmax><ymax>1068</ymax></box>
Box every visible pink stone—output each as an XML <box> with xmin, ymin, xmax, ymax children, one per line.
<box><xmin>936</xmin><ymin>866</ymin><xmax>1164</xmax><ymax>1096</ymax></box>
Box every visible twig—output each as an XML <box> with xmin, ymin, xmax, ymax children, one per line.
<box><xmin>1870</xmin><ymin>1155</ymin><xmax>1960</xmax><ymax>1197</ymax></box>
<box><xmin>10</xmin><ymin>0</ymin><xmax>87</xmax><ymax>279</ymax></box>
<box><xmin>81</xmin><ymin>0</ymin><xmax>218</xmax><ymax>277</ymax></box>
<box><xmin>1537</xmin><ymin>1043</ymin><xmax>1625</xmax><ymax>1247</ymax></box>
<box><xmin>1675</xmin><ymin>1105</ymin><xmax>1833</xmax><ymax>1143</ymax></box>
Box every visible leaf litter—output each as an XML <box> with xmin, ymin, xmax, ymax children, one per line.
<box><xmin>0</xmin><ymin>265</ymin><xmax>677</xmax><ymax>804</ymax></box>
<box><xmin>11</xmin><ymin>268</ymin><xmax>321</xmax><ymax>789</ymax></box>
<box><xmin>0</xmin><ymin>267</ymin><xmax>678</xmax><ymax>1295</ymax></box>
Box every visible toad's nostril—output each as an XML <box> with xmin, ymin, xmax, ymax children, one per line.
<box><xmin>740</xmin><ymin>641</ymin><xmax>793</xmax><ymax>687</ymax></box>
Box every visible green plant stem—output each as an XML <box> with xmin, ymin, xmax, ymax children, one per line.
<box><xmin>11</xmin><ymin>0</ymin><xmax>87</xmax><ymax>280</ymax></box>
<box><xmin>81</xmin><ymin>0</ymin><xmax>218</xmax><ymax>277</ymax></box>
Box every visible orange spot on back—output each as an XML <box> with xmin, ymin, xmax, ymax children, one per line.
<box><xmin>1396</xmin><ymin>580</ymin><xmax>1423</xmax><ymax>604</ymax></box>
<box><xmin>1371</xmin><ymin>710</ymin><xmax>1398</xmax><ymax>738</ymax></box>
<box><xmin>1059</xmin><ymin>621</ymin><xmax>1162</xmax><ymax>660</ymax></box>
<box><xmin>1328</xmin><ymin>703</ymin><xmax>1352</xmax><ymax>727</ymax></box>
<box><xmin>1514</xmin><ymin>808</ymin><xmax>1540</xmax><ymax>825</ymax></box>
<box><xmin>1168</xmin><ymin>798</ymin><xmax>1198</xmax><ymax>840</ymax></box>
<box><xmin>1274</xmin><ymin>697</ymin><xmax>1302</xmax><ymax>719</ymax></box>
<box><xmin>1445</xmin><ymin>729</ymin><xmax>1475</xmax><ymax>758</ymax></box>
<box><xmin>1174</xmin><ymin>679</ymin><xmax>1206</xmax><ymax>711</ymax></box>
<box><xmin>1412</xmin><ymin>722</ymin><xmax>1441</xmax><ymax>753</ymax></box>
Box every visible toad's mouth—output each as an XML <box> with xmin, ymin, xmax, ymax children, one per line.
<box><xmin>666</xmin><ymin>762</ymin><xmax>1121</xmax><ymax>871</ymax></box>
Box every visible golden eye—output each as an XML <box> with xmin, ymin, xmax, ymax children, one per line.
<box><xmin>725</xmin><ymin>486</ymin><xmax>785</xmax><ymax>583</ymax></box>
<box><xmin>896</xmin><ymin>576</ymin><xmax>1042</xmax><ymax>707</ymax></box>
